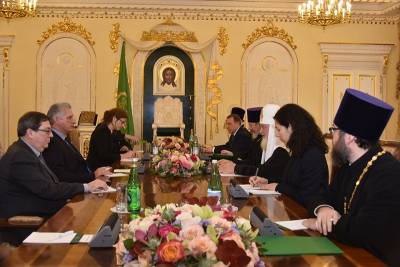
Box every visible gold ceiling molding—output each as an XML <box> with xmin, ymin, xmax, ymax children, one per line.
<box><xmin>217</xmin><ymin>27</ymin><xmax>229</xmax><ymax>56</ymax></box>
<box><xmin>32</xmin><ymin>8</ymin><xmax>398</xmax><ymax>25</ymax></box>
<box><xmin>242</xmin><ymin>21</ymin><xmax>297</xmax><ymax>50</ymax></box>
<box><xmin>109</xmin><ymin>23</ymin><xmax>120</xmax><ymax>53</ymax></box>
<box><xmin>37</xmin><ymin>18</ymin><xmax>95</xmax><ymax>46</ymax></box>
<box><xmin>140</xmin><ymin>19</ymin><xmax>198</xmax><ymax>42</ymax></box>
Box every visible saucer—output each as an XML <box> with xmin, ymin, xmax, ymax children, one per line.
<box><xmin>110</xmin><ymin>206</ymin><xmax>130</xmax><ymax>214</ymax></box>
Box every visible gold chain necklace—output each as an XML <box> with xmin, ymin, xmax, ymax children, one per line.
<box><xmin>344</xmin><ymin>150</ymin><xmax>386</xmax><ymax>215</ymax></box>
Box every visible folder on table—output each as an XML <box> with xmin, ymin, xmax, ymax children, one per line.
<box><xmin>256</xmin><ymin>236</ymin><xmax>343</xmax><ymax>256</ymax></box>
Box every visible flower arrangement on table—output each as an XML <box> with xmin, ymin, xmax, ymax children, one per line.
<box><xmin>157</xmin><ymin>137</ymin><xmax>189</xmax><ymax>153</ymax></box>
<box><xmin>116</xmin><ymin>203</ymin><xmax>263</xmax><ymax>267</ymax></box>
<box><xmin>152</xmin><ymin>150</ymin><xmax>205</xmax><ymax>178</ymax></box>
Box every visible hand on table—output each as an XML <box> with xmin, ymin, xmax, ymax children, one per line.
<box><xmin>315</xmin><ymin>207</ymin><xmax>341</xmax><ymax>235</ymax></box>
<box><xmin>249</xmin><ymin>176</ymin><xmax>268</xmax><ymax>187</ymax></box>
<box><xmin>87</xmin><ymin>179</ymin><xmax>108</xmax><ymax>193</ymax></box>
<box><xmin>94</xmin><ymin>166</ymin><xmax>112</xmax><ymax>178</ymax></box>
<box><xmin>218</xmin><ymin>159</ymin><xmax>235</xmax><ymax>174</ymax></box>
<box><xmin>121</xmin><ymin>150</ymin><xmax>135</xmax><ymax>159</ymax></box>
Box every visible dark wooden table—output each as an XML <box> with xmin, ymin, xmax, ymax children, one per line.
<box><xmin>1</xmin><ymin>168</ymin><xmax>385</xmax><ymax>267</ymax></box>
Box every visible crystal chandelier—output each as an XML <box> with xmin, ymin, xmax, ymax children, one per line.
<box><xmin>0</xmin><ymin>0</ymin><xmax>38</xmax><ymax>19</ymax></box>
<box><xmin>298</xmin><ymin>0</ymin><xmax>352</xmax><ymax>28</ymax></box>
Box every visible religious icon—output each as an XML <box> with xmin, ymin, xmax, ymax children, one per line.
<box><xmin>153</xmin><ymin>55</ymin><xmax>185</xmax><ymax>96</ymax></box>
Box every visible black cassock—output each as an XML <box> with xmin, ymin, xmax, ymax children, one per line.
<box><xmin>309</xmin><ymin>144</ymin><xmax>400</xmax><ymax>266</ymax></box>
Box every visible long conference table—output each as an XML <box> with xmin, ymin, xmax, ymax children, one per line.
<box><xmin>1</xmin><ymin>164</ymin><xmax>385</xmax><ymax>267</ymax></box>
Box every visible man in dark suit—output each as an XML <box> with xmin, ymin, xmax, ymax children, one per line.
<box><xmin>0</xmin><ymin>111</ymin><xmax>107</xmax><ymax>219</ymax></box>
<box><xmin>218</xmin><ymin>107</ymin><xmax>264</xmax><ymax>174</ymax></box>
<box><xmin>43</xmin><ymin>103</ymin><xmax>111</xmax><ymax>183</ymax></box>
<box><xmin>203</xmin><ymin>113</ymin><xmax>252</xmax><ymax>161</ymax></box>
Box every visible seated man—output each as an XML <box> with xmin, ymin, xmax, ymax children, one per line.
<box><xmin>43</xmin><ymin>103</ymin><xmax>112</xmax><ymax>183</ymax></box>
<box><xmin>219</xmin><ymin>104</ymin><xmax>290</xmax><ymax>178</ymax></box>
<box><xmin>203</xmin><ymin>113</ymin><xmax>252</xmax><ymax>161</ymax></box>
<box><xmin>0</xmin><ymin>111</ymin><xmax>107</xmax><ymax>219</ymax></box>
<box><xmin>304</xmin><ymin>89</ymin><xmax>400</xmax><ymax>266</ymax></box>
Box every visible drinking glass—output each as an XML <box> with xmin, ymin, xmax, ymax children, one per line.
<box><xmin>115</xmin><ymin>182</ymin><xmax>127</xmax><ymax>212</ymax></box>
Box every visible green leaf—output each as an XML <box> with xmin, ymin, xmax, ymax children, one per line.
<box><xmin>167</xmin><ymin>232</ymin><xmax>178</xmax><ymax>241</ymax></box>
<box><xmin>206</xmin><ymin>225</ymin><xmax>218</xmax><ymax>244</ymax></box>
<box><xmin>123</xmin><ymin>238</ymin><xmax>134</xmax><ymax>250</ymax></box>
<box><xmin>147</xmin><ymin>238</ymin><xmax>161</xmax><ymax>250</ymax></box>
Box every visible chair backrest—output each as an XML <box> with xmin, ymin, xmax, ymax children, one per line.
<box><xmin>78</xmin><ymin>111</ymin><xmax>98</xmax><ymax>126</ymax></box>
<box><xmin>153</xmin><ymin>96</ymin><xmax>183</xmax><ymax>127</ymax></box>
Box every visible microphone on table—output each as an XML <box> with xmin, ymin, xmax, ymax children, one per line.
<box><xmin>250</xmin><ymin>207</ymin><xmax>283</xmax><ymax>237</ymax></box>
<box><xmin>89</xmin><ymin>213</ymin><xmax>121</xmax><ymax>248</ymax></box>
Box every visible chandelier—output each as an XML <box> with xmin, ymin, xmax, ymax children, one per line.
<box><xmin>0</xmin><ymin>0</ymin><xmax>38</xmax><ymax>19</ymax></box>
<box><xmin>298</xmin><ymin>0</ymin><xmax>352</xmax><ymax>28</ymax></box>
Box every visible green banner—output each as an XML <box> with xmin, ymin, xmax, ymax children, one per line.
<box><xmin>116</xmin><ymin>41</ymin><xmax>134</xmax><ymax>135</ymax></box>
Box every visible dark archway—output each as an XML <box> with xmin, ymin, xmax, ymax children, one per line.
<box><xmin>143</xmin><ymin>45</ymin><xmax>194</xmax><ymax>141</ymax></box>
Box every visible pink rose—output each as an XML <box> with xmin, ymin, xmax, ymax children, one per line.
<box><xmin>180</xmin><ymin>158</ymin><xmax>194</xmax><ymax>170</ymax></box>
<box><xmin>179</xmin><ymin>224</ymin><xmax>204</xmax><ymax>240</ymax></box>
<box><xmin>157</xmin><ymin>240</ymin><xmax>185</xmax><ymax>263</ymax></box>
<box><xmin>188</xmin><ymin>235</ymin><xmax>217</xmax><ymax>257</ymax></box>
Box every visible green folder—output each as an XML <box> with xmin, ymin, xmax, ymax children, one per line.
<box><xmin>256</xmin><ymin>236</ymin><xmax>343</xmax><ymax>256</ymax></box>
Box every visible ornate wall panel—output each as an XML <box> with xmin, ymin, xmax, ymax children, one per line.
<box><xmin>320</xmin><ymin>43</ymin><xmax>394</xmax><ymax>137</ymax></box>
<box><xmin>241</xmin><ymin>37</ymin><xmax>298</xmax><ymax>109</ymax></box>
<box><xmin>0</xmin><ymin>36</ymin><xmax>14</xmax><ymax>150</ymax></box>
<box><xmin>36</xmin><ymin>33</ymin><xmax>95</xmax><ymax>114</ymax></box>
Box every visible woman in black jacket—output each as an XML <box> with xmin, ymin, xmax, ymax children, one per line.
<box><xmin>250</xmin><ymin>104</ymin><xmax>329</xmax><ymax>210</ymax></box>
<box><xmin>87</xmin><ymin>108</ymin><xmax>138</xmax><ymax>171</ymax></box>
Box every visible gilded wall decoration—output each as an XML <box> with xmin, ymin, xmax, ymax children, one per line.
<box><xmin>141</xmin><ymin>19</ymin><xmax>198</xmax><ymax>42</ymax></box>
<box><xmin>242</xmin><ymin>21</ymin><xmax>296</xmax><ymax>50</ymax></box>
<box><xmin>37</xmin><ymin>18</ymin><xmax>95</xmax><ymax>46</ymax></box>
<box><xmin>217</xmin><ymin>27</ymin><xmax>229</xmax><ymax>56</ymax></box>
<box><xmin>109</xmin><ymin>23</ymin><xmax>120</xmax><ymax>53</ymax></box>
<box><xmin>206</xmin><ymin>63</ymin><xmax>223</xmax><ymax>139</ymax></box>
<box><xmin>3</xmin><ymin>48</ymin><xmax>9</xmax><ymax>68</ymax></box>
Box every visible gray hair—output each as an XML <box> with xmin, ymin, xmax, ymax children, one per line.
<box><xmin>47</xmin><ymin>103</ymin><xmax>71</xmax><ymax>125</ymax></box>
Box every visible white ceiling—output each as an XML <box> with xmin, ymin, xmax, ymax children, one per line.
<box><xmin>38</xmin><ymin>0</ymin><xmax>400</xmax><ymax>14</ymax></box>
<box><xmin>35</xmin><ymin>0</ymin><xmax>400</xmax><ymax>22</ymax></box>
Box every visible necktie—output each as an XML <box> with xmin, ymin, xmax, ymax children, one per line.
<box><xmin>65</xmin><ymin>136</ymin><xmax>92</xmax><ymax>175</ymax></box>
<box><xmin>65</xmin><ymin>136</ymin><xmax>80</xmax><ymax>154</ymax></box>
<box><xmin>38</xmin><ymin>153</ymin><xmax>60</xmax><ymax>183</ymax></box>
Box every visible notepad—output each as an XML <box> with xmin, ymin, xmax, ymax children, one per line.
<box><xmin>113</xmin><ymin>169</ymin><xmax>131</xmax><ymax>173</ymax></box>
<box><xmin>256</xmin><ymin>236</ymin><xmax>343</xmax><ymax>256</ymax></box>
<box><xmin>24</xmin><ymin>231</ymin><xmax>76</xmax><ymax>244</ymax></box>
<box><xmin>91</xmin><ymin>186</ymin><xmax>116</xmax><ymax>194</ymax></box>
<box><xmin>239</xmin><ymin>184</ymin><xmax>281</xmax><ymax>196</ymax></box>
<box><xmin>105</xmin><ymin>173</ymin><xmax>128</xmax><ymax>178</ymax></box>
<box><xmin>220</xmin><ymin>173</ymin><xmax>248</xmax><ymax>177</ymax></box>
<box><xmin>275</xmin><ymin>219</ymin><xmax>307</xmax><ymax>231</ymax></box>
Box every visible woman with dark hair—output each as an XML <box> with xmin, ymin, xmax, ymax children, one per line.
<box><xmin>250</xmin><ymin>103</ymin><xmax>329</xmax><ymax>210</ymax></box>
<box><xmin>87</xmin><ymin>108</ymin><xmax>138</xmax><ymax>171</ymax></box>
